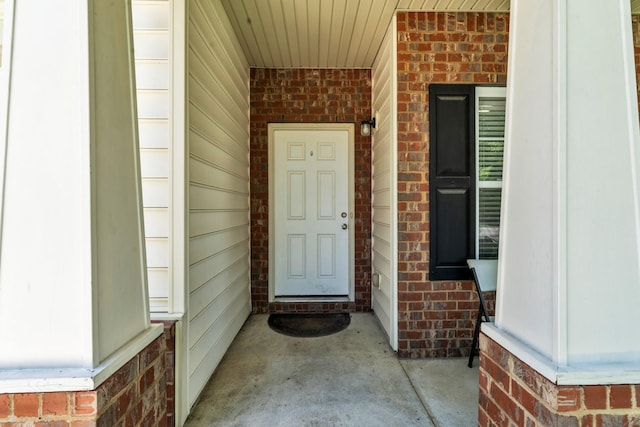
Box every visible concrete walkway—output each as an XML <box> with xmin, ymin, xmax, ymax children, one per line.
<box><xmin>185</xmin><ymin>313</ymin><xmax>478</xmax><ymax>427</ymax></box>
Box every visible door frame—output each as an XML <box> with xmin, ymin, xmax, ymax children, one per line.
<box><xmin>268</xmin><ymin>123</ymin><xmax>355</xmax><ymax>303</ymax></box>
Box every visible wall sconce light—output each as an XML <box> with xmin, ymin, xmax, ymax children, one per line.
<box><xmin>360</xmin><ymin>117</ymin><xmax>376</xmax><ymax>137</ymax></box>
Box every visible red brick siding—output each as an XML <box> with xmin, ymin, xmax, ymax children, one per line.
<box><xmin>634</xmin><ymin>15</ymin><xmax>640</xmax><ymax>107</ymax></box>
<box><xmin>155</xmin><ymin>321</ymin><xmax>176</xmax><ymax>427</ymax></box>
<box><xmin>479</xmin><ymin>333</ymin><xmax>640</xmax><ymax>426</ymax></box>
<box><xmin>0</xmin><ymin>334</ymin><xmax>168</xmax><ymax>427</ymax></box>
<box><xmin>396</xmin><ymin>11</ymin><xmax>508</xmax><ymax>358</ymax></box>
<box><xmin>250</xmin><ymin>68</ymin><xmax>372</xmax><ymax>313</ymax></box>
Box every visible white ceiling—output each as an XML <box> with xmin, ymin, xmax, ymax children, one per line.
<box><xmin>220</xmin><ymin>0</ymin><xmax>640</xmax><ymax>69</ymax></box>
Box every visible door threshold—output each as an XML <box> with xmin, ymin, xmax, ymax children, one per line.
<box><xmin>273</xmin><ymin>296</ymin><xmax>351</xmax><ymax>303</ymax></box>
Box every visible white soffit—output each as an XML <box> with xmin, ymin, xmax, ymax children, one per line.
<box><xmin>220</xmin><ymin>0</ymin><xmax>398</xmax><ymax>68</ymax></box>
<box><xmin>221</xmin><ymin>0</ymin><xmax>639</xmax><ymax>68</ymax></box>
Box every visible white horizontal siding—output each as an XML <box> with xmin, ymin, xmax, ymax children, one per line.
<box><xmin>189</xmin><ymin>210</ymin><xmax>248</xmax><ymax>238</ymax></box>
<box><xmin>143</xmin><ymin>208</ymin><xmax>170</xmax><ymax>237</ymax></box>
<box><xmin>140</xmin><ymin>148</ymin><xmax>170</xmax><ymax>177</ymax></box>
<box><xmin>189</xmin><ymin>115</ymin><xmax>248</xmax><ymax>166</ymax></box>
<box><xmin>189</xmin><ymin>289</ymin><xmax>250</xmax><ymax>403</ymax></box>
<box><xmin>189</xmin><ymin>186</ymin><xmax>248</xmax><ymax>211</ymax></box>
<box><xmin>0</xmin><ymin>0</ymin><xmax>4</xmax><ymax>66</ymax></box>
<box><xmin>136</xmin><ymin>61</ymin><xmax>170</xmax><ymax>89</ymax></box>
<box><xmin>146</xmin><ymin>238</ymin><xmax>170</xmax><ymax>268</ymax></box>
<box><xmin>148</xmin><ymin>268</ymin><xmax>170</xmax><ymax>295</ymax></box>
<box><xmin>187</xmin><ymin>0</ymin><xmax>251</xmax><ymax>409</ymax></box>
<box><xmin>138</xmin><ymin>120</ymin><xmax>170</xmax><ymax>148</ymax></box>
<box><xmin>133</xmin><ymin>0</ymin><xmax>173</xmax><ymax>313</ymax></box>
<box><xmin>133</xmin><ymin>32</ymin><xmax>170</xmax><ymax>59</ymax></box>
<box><xmin>141</xmin><ymin>179</ymin><xmax>170</xmax><ymax>207</ymax></box>
<box><xmin>190</xmin><ymin>156</ymin><xmax>248</xmax><ymax>192</ymax></box>
<box><xmin>189</xmin><ymin>241</ymin><xmax>249</xmax><ymax>294</ymax></box>
<box><xmin>190</xmin><ymin>227</ymin><xmax>249</xmax><ymax>265</ymax></box>
<box><xmin>132</xmin><ymin>1</ymin><xmax>170</xmax><ymax>29</ymax></box>
<box><xmin>137</xmin><ymin>90</ymin><xmax>171</xmax><ymax>118</ymax></box>
<box><xmin>148</xmin><ymin>267</ymin><xmax>170</xmax><ymax>312</ymax></box>
<box><xmin>189</xmin><ymin>251</ymin><xmax>249</xmax><ymax>323</ymax></box>
<box><xmin>371</xmin><ymin>19</ymin><xmax>397</xmax><ymax>349</ymax></box>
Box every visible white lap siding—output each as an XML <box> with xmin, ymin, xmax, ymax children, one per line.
<box><xmin>187</xmin><ymin>0</ymin><xmax>251</xmax><ymax>408</ymax></box>
<box><xmin>371</xmin><ymin>19</ymin><xmax>398</xmax><ymax>350</ymax></box>
<box><xmin>133</xmin><ymin>0</ymin><xmax>173</xmax><ymax>312</ymax></box>
<box><xmin>0</xmin><ymin>1</ymin><xmax>4</xmax><ymax>65</ymax></box>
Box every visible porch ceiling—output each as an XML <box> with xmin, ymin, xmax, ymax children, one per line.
<box><xmin>221</xmin><ymin>0</ymin><xmax>640</xmax><ymax>69</ymax></box>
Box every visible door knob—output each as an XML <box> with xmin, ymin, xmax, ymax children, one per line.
<box><xmin>341</xmin><ymin>223</ymin><xmax>348</xmax><ymax>230</ymax></box>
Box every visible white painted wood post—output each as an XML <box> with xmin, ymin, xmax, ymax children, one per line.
<box><xmin>486</xmin><ymin>0</ymin><xmax>640</xmax><ymax>379</ymax></box>
<box><xmin>0</xmin><ymin>0</ymin><xmax>160</xmax><ymax>388</ymax></box>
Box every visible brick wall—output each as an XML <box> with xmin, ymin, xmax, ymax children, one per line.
<box><xmin>250</xmin><ymin>68</ymin><xmax>372</xmax><ymax>313</ymax></box>
<box><xmin>0</xmin><ymin>334</ymin><xmax>168</xmax><ymax>427</ymax></box>
<box><xmin>479</xmin><ymin>333</ymin><xmax>640</xmax><ymax>426</ymax></box>
<box><xmin>634</xmin><ymin>15</ymin><xmax>640</xmax><ymax>107</ymax></box>
<box><xmin>156</xmin><ymin>321</ymin><xmax>176</xmax><ymax>427</ymax></box>
<box><xmin>396</xmin><ymin>11</ymin><xmax>508</xmax><ymax>358</ymax></box>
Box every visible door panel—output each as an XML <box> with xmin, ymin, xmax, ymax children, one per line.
<box><xmin>288</xmin><ymin>235</ymin><xmax>306</xmax><ymax>278</ymax></box>
<box><xmin>287</xmin><ymin>171</ymin><xmax>306</xmax><ymax>219</ymax></box>
<box><xmin>273</xmin><ymin>129</ymin><xmax>350</xmax><ymax>296</ymax></box>
<box><xmin>317</xmin><ymin>172</ymin><xmax>335</xmax><ymax>219</ymax></box>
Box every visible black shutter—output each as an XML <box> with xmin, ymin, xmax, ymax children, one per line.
<box><xmin>429</xmin><ymin>84</ymin><xmax>475</xmax><ymax>280</ymax></box>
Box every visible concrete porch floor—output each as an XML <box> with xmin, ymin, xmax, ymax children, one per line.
<box><xmin>184</xmin><ymin>313</ymin><xmax>479</xmax><ymax>427</ymax></box>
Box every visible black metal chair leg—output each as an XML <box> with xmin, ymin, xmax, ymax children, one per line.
<box><xmin>468</xmin><ymin>307</ymin><xmax>483</xmax><ymax>368</ymax></box>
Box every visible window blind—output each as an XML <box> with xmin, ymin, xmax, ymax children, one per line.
<box><xmin>477</xmin><ymin>94</ymin><xmax>506</xmax><ymax>258</ymax></box>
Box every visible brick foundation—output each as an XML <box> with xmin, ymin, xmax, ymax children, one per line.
<box><xmin>156</xmin><ymin>320</ymin><xmax>176</xmax><ymax>427</ymax></box>
<box><xmin>479</xmin><ymin>333</ymin><xmax>640</xmax><ymax>426</ymax></box>
<box><xmin>0</xmin><ymin>334</ymin><xmax>168</xmax><ymax>427</ymax></box>
<box><xmin>396</xmin><ymin>11</ymin><xmax>508</xmax><ymax>358</ymax></box>
<box><xmin>250</xmin><ymin>68</ymin><xmax>372</xmax><ymax>314</ymax></box>
<box><xmin>633</xmin><ymin>15</ymin><xmax>640</xmax><ymax>107</ymax></box>
<box><xmin>268</xmin><ymin>301</ymin><xmax>355</xmax><ymax>314</ymax></box>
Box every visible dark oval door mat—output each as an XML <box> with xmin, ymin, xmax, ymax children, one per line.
<box><xmin>268</xmin><ymin>313</ymin><xmax>351</xmax><ymax>337</ymax></box>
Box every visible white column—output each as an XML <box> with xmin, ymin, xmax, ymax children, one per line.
<box><xmin>0</xmin><ymin>0</ymin><xmax>160</xmax><ymax>387</ymax></box>
<box><xmin>485</xmin><ymin>0</ymin><xmax>640</xmax><ymax>380</ymax></box>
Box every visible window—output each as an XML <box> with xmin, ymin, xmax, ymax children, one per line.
<box><xmin>429</xmin><ymin>84</ymin><xmax>506</xmax><ymax>280</ymax></box>
<box><xmin>475</xmin><ymin>87</ymin><xmax>506</xmax><ymax>259</ymax></box>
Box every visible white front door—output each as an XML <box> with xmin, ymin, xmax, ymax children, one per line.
<box><xmin>270</xmin><ymin>125</ymin><xmax>352</xmax><ymax>297</ymax></box>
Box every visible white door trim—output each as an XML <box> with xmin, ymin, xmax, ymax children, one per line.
<box><xmin>268</xmin><ymin>123</ymin><xmax>355</xmax><ymax>303</ymax></box>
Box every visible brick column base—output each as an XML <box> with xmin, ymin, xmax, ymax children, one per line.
<box><xmin>155</xmin><ymin>320</ymin><xmax>177</xmax><ymax>427</ymax></box>
<box><xmin>479</xmin><ymin>333</ymin><xmax>640</xmax><ymax>426</ymax></box>
<box><xmin>0</xmin><ymin>334</ymin><xmax>168</xmax><ymax>426</ymax></box>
